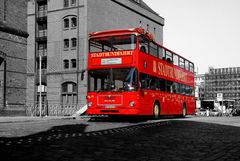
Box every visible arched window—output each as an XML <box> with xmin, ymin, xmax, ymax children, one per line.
<box><xmin>63</xmin><ymin>15</ymin><xmax>77</xmax><ymax>30</ymax></box>
<box><xmin>62</xmin><ymin>82</ymin><xmax>77</xmax><ymax>105</ymax></box>
<box><xmin>71</xmin><ymin>17</ymin><xmax>77</xmax><ymax>27</ymax></box>
<box><xmin>64</xmin><ymin>59</ymin><xmax>69</xmax><ymax>69</ymax></box>
<box><xmin>63</xmin><ymin>18</ymin><xmax>69</xmax><ymax>29</ymax></box>
<box><xmin>64</xmin><ymin>39</ymin><xmax>69</xmax><ymax>49</ymax></box>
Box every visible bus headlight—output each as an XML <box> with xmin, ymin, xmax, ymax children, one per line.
<box><xmin>88</xmin><ymin>102</ymin><xmax>93</xmax><ymax>107</ymax></box>
<box><xmin>129</xmin><ymin>101</ymin><xmax>135</xmax><ymax>107</ymax></box>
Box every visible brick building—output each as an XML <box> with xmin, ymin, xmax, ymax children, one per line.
<box><xmin>0</xmin><ymin>0</ymin><xmax>28</xmax><ymax>115</ymax></box>
<box><xmin>204</xmin><ymin>67</ymin><xmax>240</xmax><ymax>109</ymax></box>
<box><xmin>27</xmin><ymin>0</ymin><xmax>164</xmax><ymax>115</ymax></box>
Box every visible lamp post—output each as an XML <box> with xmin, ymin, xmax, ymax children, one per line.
<box><xmin>39</xmin><ymin>53</ymin><xmax>42</xmax><ymax>117</ymax></box>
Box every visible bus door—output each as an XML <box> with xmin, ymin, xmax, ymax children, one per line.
<box><xmin>139</xmin><ymin>74</ymin><xmax>154</xmax><ymax>115</ymax></box>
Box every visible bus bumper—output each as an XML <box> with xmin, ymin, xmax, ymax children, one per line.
<box><xmin>87</xmin><ymin>108</ymin><xmax>140</xmax><ymax>115</ymax></box>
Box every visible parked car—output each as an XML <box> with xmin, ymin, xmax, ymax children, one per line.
<box><xmin>209</xmin><ymin>109</ymin><xmax>220</xmax><ymax>117</ymax></box>
<box><xmin>195</xmin><ymin>108</ymin><xmax>207</xmax><ymax>116</ymax></box>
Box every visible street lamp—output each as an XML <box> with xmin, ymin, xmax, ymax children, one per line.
<box><xmin>39</xmin><ymin>52</ymin><xmax>42</xmax><ymax>117</ymax></box>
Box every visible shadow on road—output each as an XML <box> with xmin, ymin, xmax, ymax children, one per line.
<box><xmin>0</xmin><ymin>123</ymin><xmax>88</xmax><ymax>140</ymax></box>
<box><xmin>88</xmin><ymin>116</ymin><xmax>150</xmax><ymax>123</ymax></box>
<box><xmin>1</xmin><ymin>119</ymin><xmax>240</xmax><ymax>161</ymax></box>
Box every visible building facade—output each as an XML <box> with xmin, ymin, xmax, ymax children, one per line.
<box><xmin>27</xmin><ymin>0</ymin><xmax>164</xmax><ymax>115</ymax></box>
<box><xmin>194</xmin><ymin>74</ymin><xmax>205</xmax><ymax>108</ymax></box>
<box><xmin>0</xmin><ymin>0</ymin><xmax>28</xmax><ymax>115</ymax></box>
<box><xmin>204</xmin><ymin>67</ymin><xmax>240</xmax><ymax>109</ymax></box>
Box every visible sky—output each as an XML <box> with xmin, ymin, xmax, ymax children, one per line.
<box><xmin>144</xmin><ymin>0</ymin><xmax>240</xmax><ymax>74</ymax></box>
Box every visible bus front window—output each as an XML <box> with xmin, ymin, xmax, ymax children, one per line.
<box><xmin>88</xmin><ymin>68</ymin><xmax>138</xmax><ymax>92</ymax></box>
<box><xmin>89</xmin><ymin>35</ymin><xmax>136</xmax><ymax>53</ymax></box>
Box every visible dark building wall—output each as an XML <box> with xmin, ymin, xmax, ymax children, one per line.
<box><xmin>0</xmin><ymin>0</ymin><xmax>27</xmax><ymax>31</ymax></box>
<box><xmin>0</xmin><ymin>0</ymin><xmax>28</xmax><ymax>115</ymax></box>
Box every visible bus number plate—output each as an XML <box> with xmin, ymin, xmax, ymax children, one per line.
<box><xmin>105</xmin><ymin>105</ymin><xmax>116</xmax><ymax>108</ymax></box>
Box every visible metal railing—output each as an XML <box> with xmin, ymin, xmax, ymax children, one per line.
<box><xmin>37</xmin><ymin>10</ymin><xmax>47</xmax><ymax>18</ymax></box>
<box><xmin>25</xmin><ymin>104</ymin><xmax>83</xmax><ymax>117</ymax></box>
<box><xmin>37</xmin><ymin>30</ymin><xmax>47</xmax><ymax>38</ymax></box>
<box><xmin>38</xmin><ymin>49</ymin><xmax>47</xmax><ymax>57</ymax></box>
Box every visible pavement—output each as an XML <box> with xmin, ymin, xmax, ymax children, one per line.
<box><xmin>0</xmin><ymin>116</ymin><xmax>74</xmax><ymax>123</ymax></box>
<box><xmin>0</xmin><ymin>116</ymin><xmax>240</xmax><ymax>161</ymax></box>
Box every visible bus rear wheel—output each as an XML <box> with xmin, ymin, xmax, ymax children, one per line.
<box><xmin>153</xmin><ymin>103</ymin><xmax>160</xmax><ymax>120</ymax></box>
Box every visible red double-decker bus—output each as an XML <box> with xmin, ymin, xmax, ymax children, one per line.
<box><xmin>86</xmin><ymin>28</ymin><xmax>195</xmax><ymax>119</ymax></box>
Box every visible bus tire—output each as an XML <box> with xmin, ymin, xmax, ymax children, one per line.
<box><xmin>153</xmin><ymin>102</ymin><xmax>160</xmax><ymax>120</ymax></box>
<box><xmin>181</xmin><ymin>103</ymin><xmax>187</xmax><ymax>118</ymax></box>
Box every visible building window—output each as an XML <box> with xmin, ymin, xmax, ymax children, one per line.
<box><xmin>64</xmin><ymin>39</ymin><xmax>69</xmax><ymax>49</ymax></box>
<box><xmin>71</xmin><ymin>38</ymin><xmax>77</xmax><ymax>48</ymax></box>
<box><xmin>71</xmin><ymin>17</ymin><xmax>77</xmax><ymax>27</ymax></box>
<box><xmin>38</xmin><ymin>3</ymin><xmax>47</xmax><ymax>11</ymax></box>
<box><xmin>64</xmin><ymin>0</ymin><xmax>69</xmax><ymax>7</ymax></box>
<box><xmin>64</xmin><ymin>59</ymin><xmax>69</xmax><ymax>69</ymax></box>
<box><xmin>71</xmin><ymin>59</ymin><xmax>76</xmax><ymax>68</ymax></box>
<box><xmin>64</xmin><ymin>18</ymin><xmax>69</xmax><ymax>29</ymax></box>
<box><xmin>37</xmin><ymin>58</ymin><xmax>47</xmax><ymax>69</ymax></box>
<box><xmin>71</xmin><ymin>0</ymin><xmax>76</xmax><ymax>6</ymax></box>
<box><xmin>62</xmin><ymin>82</ymin><xmax>77</xmax><ymax>105</ymax></box>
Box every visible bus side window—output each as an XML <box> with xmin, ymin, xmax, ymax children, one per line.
<box><xmin>150</xmin><ymin>76</ymin><xmax>158</xmax><ymax>90</ymax></box>
<box><xmin>173</xmin><ymin>54</ymin><xmax>179</xmax><ymax>66</ymax></box>
<box><xmin>166</xmin><ymin>80</ymin><xmax>173</xmax><ymax>93</ymax></box>
<box><xmin>180</xmin><ymin>84</ymin><xmax>186</xmax><ymax>95</ymax></box>
<box><xmin>172</xmin><ymin>82</ymin><xmax>179</xmax><ymax>93</ymax></box>
<box><xmin>139</xmin><ymin>36</ymin><xmax>149</xmax><ymax>54</ymax></box>
<box><xmin>158</xmin><ymin>78</ymin><xmax>166</xmax><ymax>91</ymax></box>
<box><xmin>159</xmin><ymin>47</ymin><xmax>165</xmax><ymax>60</ymax></box>
<box><xmin>140</xmin><ymin>73</ymin><xmax>149</xmax><ymax>89</ymax></box>
<box><xmin>166</xmin><ymin>50</ymin><xmax>173</xmax><ymax>64</ymax></box>
<box><xmin>179</xmin><ymin>57</ymin><xmax>185</xmax><ymax>69</ymax></box>
<box><xmin>185</xmin><ymin>60</ymin><xmax>190</xmax><ymax>71</ymax></box>
<box><xmin>149</xmin><ymin>42</ymin><xmax>158</xmax><ymax>57</ymax></box>
<box><xmin>190</xmin><ymin>86</ymin><xmax>194</xmax><ymax>96</ymax></box>
<box><xmin>190</xmin><ymin>63</ymin><xmax>194</xmax><ymax>73</ymax></box>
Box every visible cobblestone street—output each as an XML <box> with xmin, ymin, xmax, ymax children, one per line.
<box><xmin>0</xmin><ymin>117</ymin><xmax>240</xmax><ymax>161</ymax></box>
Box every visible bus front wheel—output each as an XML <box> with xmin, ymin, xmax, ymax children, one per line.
<box><xmin>153</xmin><ymin>103</ymin><xmax>160</xmax><ymax>120</ymax></box>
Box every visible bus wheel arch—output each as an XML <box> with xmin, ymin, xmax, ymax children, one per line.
<box><xmin>152</xmin><ymin>100</ymin><xmax>161</xmax><ymax>120</ymax></box>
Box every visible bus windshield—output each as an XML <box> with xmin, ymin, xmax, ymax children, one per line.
<box><xmin>89</xmin><ymin>35</ymin><xmax>136</xmax><ymax>52</ymax></box>
<box><xmin>88</xmin><ymin>68</ymin><xmax>138</xmax><ymax>92</ymax></box>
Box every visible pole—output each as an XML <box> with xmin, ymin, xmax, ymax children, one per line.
<box><xmin>3</xmin><ymin>60</ymin><xmax>6</xmax><ymax>108</ymax></box>
<box><xmin>39</xmin><ymin>54</ymin><xmax>42</xmax><ymax>117</ymax></box>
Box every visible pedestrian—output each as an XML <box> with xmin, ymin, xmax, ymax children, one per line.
<box><xmin>206</xmin><ymin>107</ymin><xmax>209</xmax><ymax>116</ymax></box>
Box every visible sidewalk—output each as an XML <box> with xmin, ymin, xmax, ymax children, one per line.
<box><xmin>0</xmin><ymin>116</ymin><xmax>74</xmax><ymax>124</ymax></box>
